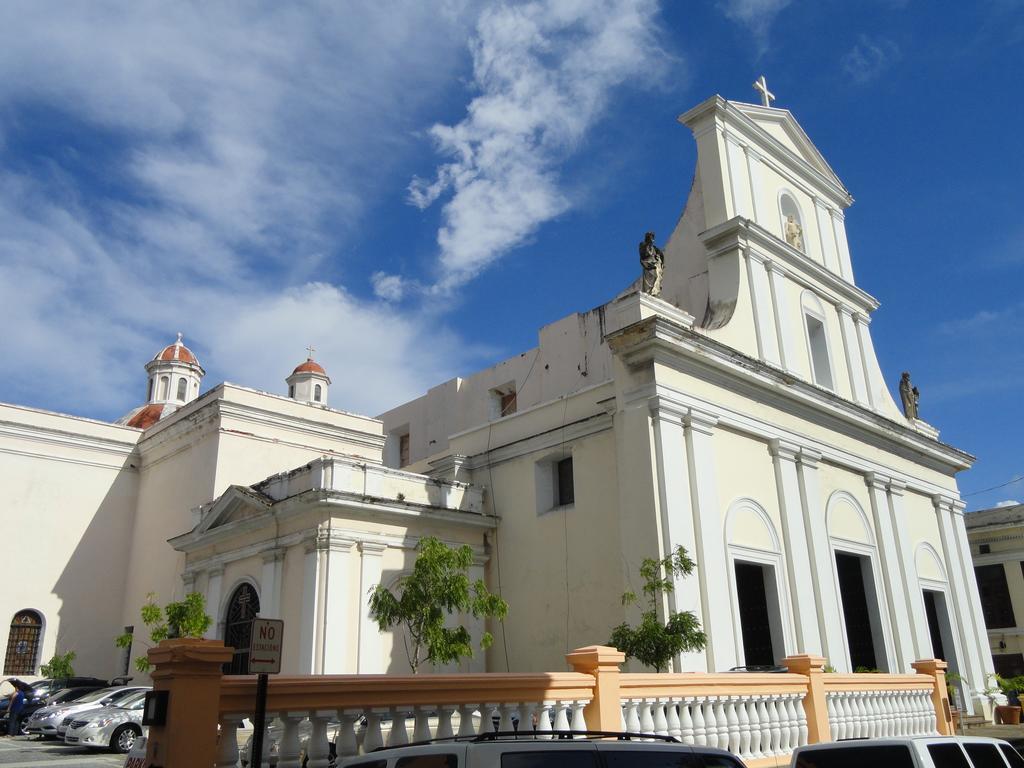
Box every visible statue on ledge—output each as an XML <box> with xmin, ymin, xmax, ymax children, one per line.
<box><xmin>899</xmin><ymin>371</ymin><xmax>920</xmax><ymax>420</ymax></box>
<box><xmin>639</xmin><ymin>231</ymin><xmax>664</xmax><ymax>296</ymax></box>
<box><xmin>785</xmin><ymin>215</ymin><xmax>804</xmax><ymax>251</ymax></box>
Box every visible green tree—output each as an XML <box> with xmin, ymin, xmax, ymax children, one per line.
<box><xmin>115</xmin><ymin>592</ymin><xmax>213</xmax><ymax>672</ymax></box>
<box><xmin>40</xmin><ymin>651</ymin><xmax>76</xmax><ymax>678</ymax></box>
<box><xmin>368</xmin><ymin>536</ymin><xmax>509</xmax><ymax>673</ymax></box>
<box><xmin>608</xmin><ymin>545</ymin><xmax>706</xmax><ymax>672</ymax></box>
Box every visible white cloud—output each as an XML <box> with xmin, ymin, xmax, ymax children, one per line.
<box><xmin>719</xmin><ymin>0</ymin><xmax>792</xmax><ymax>55</ymax></box>
<box><xmin>371</xmin><ymin>272</ymin><xmax>409</xmax><ymax>303</ymax></box>
<box><xmin>410</xmin><ymin>0</ymin><xmax>670</xmax><ymax>293</ymax></box>
<box><xmin>996</xmin><ymin>500</ymin><xmax>1021</xmax><ymax>508</ymax></box>
<box><xmin>0</xmin><ymin>2</ymin><xmax>487</xmax><ymax>419</ymax></box>
<box><xmin>841</xmin><ymin>35</ymin><xmax>901</xmax><ymax>84</ymax></box>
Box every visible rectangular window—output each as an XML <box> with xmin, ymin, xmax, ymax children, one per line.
<box><xmin>805</xmin><ymin>314</ymin><xmax>834</xmax><ymax>390</ymax></box>
<box><xmin>927</xmin><ymin>744</ymin><xmax>972</xmax><ymax>768</ymax></box>
<box><xmin>556</xmin><ymin>456</ymin><xmax>574</xmax><ymax>507</ymax></box>
<box><xmin>976</xmin><ymin>564</ymin><xmax>1016</xmax><ymax>628</ymax></box>
<box><xmin>979</xmin><ymin>543</ymin><xmax>991</xmax><ymax>554</ymax></box>
<box><xmin>794</xmin><ymin>745</ymin><xmax>916</xmax><ymax>768</ymax></box>
<box><xmin>399</xmin><ymin>433</ymin><xmax>410</xmax><ymax>467</ymax></box>
<box><xmin>502</xmin><ymin>752</ymin><xmax>597</xmax><ymax>768</ymax></box>
<box><xmin>396</xmin><ymin>756</ymin><xmax>458</xmax><ymax>768</ymax></box>
<box><xmin>964</xmin><ymin>744</ymin><xmax>1008</xmax><ymax>768</ymax></box>
<box><xmin>500</xmin><ymin>390</ymin><xmax>517</xmax><ymax>416</ymax></box>
<box><xmin>993</xmin><ymin>653</ymin><xmax>1024</xmax><ymax>678</ymax></box>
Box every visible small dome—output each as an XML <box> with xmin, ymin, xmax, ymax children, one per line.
<box><xmin>153</xmin><ymin>332</ymin><xmax>200</xmax><ymax>367</ymax></box>
<box><xmin>118</xmin><ymin>403</ymin><xmax>171</xmax><ymax>430</ymax></box>
<box><xmin>292</xmin><ymin>359</ymin><xmax>327</xmax><ymax>376</ymax></box>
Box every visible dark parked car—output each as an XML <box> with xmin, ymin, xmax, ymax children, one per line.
<box><xmin>2</xmin><ymin>677</ymin><xmax>109</xmax><ymax>734</ymax></box>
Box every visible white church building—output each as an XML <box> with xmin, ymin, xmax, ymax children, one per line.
<box><xmin>0</xmin><ymin>88</ymin><xmax>997</xmax><ymax>714</ymax></box>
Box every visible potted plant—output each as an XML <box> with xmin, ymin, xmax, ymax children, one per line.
<box><xmin>995</xmin><ymin>675</ymin><xmax>1024</xmax><ymax>724</ymax></box>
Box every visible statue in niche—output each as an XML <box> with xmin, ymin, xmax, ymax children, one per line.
<box><xmin>899</xmin><ymin>371</ymin><xmax>920</xmax><ymax>420</ymax></box>
<box><xmin>639</xmin><ymin>231</ymin><xmax>664</xmax><ymax>296</ymax></box>
<box><xmin>785</xmin><ymin>215</ymin><xmax>804</xmax><ymax>251</ymax></box>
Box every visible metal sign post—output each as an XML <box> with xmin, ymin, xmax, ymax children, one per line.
<box><xmin>248</xmin><ymin>618</ymin><xmax>284</xmax><ymax>768</ymax></box>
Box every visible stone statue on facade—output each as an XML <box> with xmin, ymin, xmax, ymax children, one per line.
<box><xmin>785</xmin><ymin>215</ymin><xmax>803</xmax><ymax>251</ymax></box>
<box><xmin>899</xmin><ymin>371</ymin><xmax>920</xmax><ymax>420</ymax></box>
<box><xmin>639</xmin><ymin>231</ymin><xmax>664</xmax><ymax>296</ymax></box>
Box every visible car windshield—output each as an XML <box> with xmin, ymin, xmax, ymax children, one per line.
<box><xmin>75</xmin><ymin>687</ymin><xmax>122</xmax><ymax>704</ymax></box>
<box><xmin>44</xmin><ymin>688</ymin><xmax>79</xmax><ymax>703</ymax></box>
<box><xmin>115</xmin><ymin>691</ymin><xmax>149</xmax><ymax>709</ymax></box>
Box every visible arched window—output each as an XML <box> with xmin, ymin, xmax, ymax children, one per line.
<box><xmin>801</xmin><ymin>292</ymin><xmax>834</xmax><ymax>391</ymax></box>
<box><xmin>176</xmin><ymin>377</ymin><xmax>187</xmax><ymax>401</ymax></box>
<box><xmin>223</xmin><ymin>583</ymin><xmax>260</xmax><ymax>675</ymax></box>
<box><xmin>4</xmin><ymin>610</ymin><xmax>43</xmax><ymax>675</ymax></box>
<box><xmin>313</xmin><ymin>384</ymin><xmax>322</xmax><ymax>402</ymax></box>
<box><xmin>779</xmin><ymin>192</ymin><xmax>805</xmax><ymax>253</ymax></box>
<box><xmin>158</xmin><ymin>376</ymin><xmax>170</xmax><ymax>400</ymax></box>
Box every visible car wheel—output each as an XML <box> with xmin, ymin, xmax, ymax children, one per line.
<box><xmin>17</xmin><ymin>718</ymin><xmax>30</xmax><ymax>737</ymax></box>
<box><xmin>111</xmin><ymin>724</ymin><xmax>141</xmax><ymax>753</ymax></box>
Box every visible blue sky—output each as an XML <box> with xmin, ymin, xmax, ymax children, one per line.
<box><xmin>0</xmin><ymin>1</ymin><xmax>1020</xmax><ymax>510</ymax></box>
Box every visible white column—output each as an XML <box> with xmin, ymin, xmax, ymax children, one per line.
<box><xmin>951</xmin><ymin>500</ymin><xmax>997</xmax><ymax>681</ymax></box>
<box><xmin>685</xmin><ymin>409</ymin><xmax>736</xmax><ymax>671</ymax></box>
<box><xmin>814</xmin><ymin>199</ymin><xmax>840</xmax><ymax>272</ymax></box>
<box><xmin>205</xmin><ymin>567</ymin><xmax>224</xmax><ymax>640</ymax></box>
<box><xmin>181</xmin><ymin>571</ymin><xmax>196</xmax><ymax>597</ymax></box>
<box><xmin>726</xmin><ymin>135</ymin><xmax>753</xmax><ymax>219</ymax></box>
<box><xmin>865</xmin><ymin>473</ymin><xmax>912</xmax><ymax>670</ymax></box>
<box><xmin>745</xmin><ymin>249</ymin><xmax>781</xmax><ymax>366</ymax></box>
<box><xmin>358</xmin><ymin>541</ymin><xmax>387</xmax><ymax>673</ymax></box>
<box><xmin>887</xmin><ymin>481</ymin><xmax>931</xmax><ymax>661</ymax></box>
<box><xmin>650</xmin><ymin>397</ymin><xmax>704</xmax><ymax>671</ymax></box>
<box><xmin>837</xmin><ymin>307</ymin><xmax>869</xmax><ymax>405</ymax></box>
<box><xmin>769</xmin><ymin>440</ymin><xmax>822</xmax><ymax>655</ymax></box>
<box><xmin>934</xmin><ymin>496</ymin><xmax>984</xmax><ymax>713</ymax></box>
<box><xmin>853</xmin><ymin>314</ymin><xmax>880</xmax><ymax>409</ymax></box>
<box><xmin>260</xmin><ymin>550</ymin><xmax>284</xmax><ymax>619</ymax></box>
<box><xmin>298</xmin><ymin>541</ymin><xmax>322</xmax><ymax>674</ymax></box>
<box><xmin>767</xmin><ymin>262</ymin><xmax>798</xmax><ymax>374</ymax></box>
<box><xmin>322</xmin><ymin>536</ymin><xmax>355</xmax><ymax>674</ymax></box>
<box><xmin>831</xmin><ymin>210</ymin><xmax>854</xmax><ymax>281</ymax></box>
<box><xmin>796</xmin><ymin>450</ymin><xmax>847</xmax><ymax>668</ymax></box>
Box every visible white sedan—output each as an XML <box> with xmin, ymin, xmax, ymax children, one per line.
<box><xmin>63</xmin><ymin>688</ymin><xmax>150</xmax><ymax>753</ymax></box>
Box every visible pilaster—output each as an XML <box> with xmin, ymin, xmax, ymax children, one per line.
<box><xmin>298</xmin><ymin>539</ymin><xmax>322</xmax><ymax>674</ymax></box>
<box><xmin>358</xmin><ymin>541</ymin><xmax>387</xmax><ymax>673</ymax></box>
<box><xmin>934</xmin><ymin>495</ymin><xmax>983</xmax><ymax>713</ymax></box>
<box><xmin>837</xmin><ymin>306</ymin><xmax>869</xmax><ymax>405</ymax></box>
<box><xmin>684</xmin><ymin>408</ymin><xmax>736</xmax><ymax>671</ymax></box>
<box><xmin>830</xmin><ymin>209</ymin><xmax>854</xmax><ymax>281</ymax></box>
<box><xmin>887</xmin><ymin>480</ymin><xmax>931</xmax><ymax>661</ymax></box>
<box><xmin>260</xmin><ymin>549</ymin><xmax>285</xmax><ymax>619</ymax></box>
<box><xmin>769</xmin><ymin>439</ymin><xmax>822</xmax><ymax>655</ymax></box>
<box><xmin>814</xmin><ymin>198</ymin><xmax>840</xmax><ymax>273</ymax></box>
<box><xmin>766</xmin><ymin>261</ymin><xmax>798</xmax><ymax>374</ymax></box>
<box><xmin>865</xmin><ymin>473</ymin><xmax>913</xmax><ymax>669</ymax></box>
<box><xmin>204</xmin><ymin>567</ymin><xmax>224</xmax><ymax>640</ymax></box>
<box><xmin>853</xmin><ymin>313</ymin><xmax>879</xmax><ymax>408</ymax></box>
<box><xmin>322</xmin><ymin>534</ymin><xmax>355</xmax><ymax>674</ymax></box>
<box><xmin>745</xmin><ymin>248</ymin><xmax>781</xmax><ymax>366</ymax></box>
<box><xmin>795</xmin><ymin>449</ymin><xmax>846</xmax><ymax>668</ymax></box>
<box><xmin>950</xmin><ymin>500</ymin><xmax>997</xmax><ymax>681</ymax></box>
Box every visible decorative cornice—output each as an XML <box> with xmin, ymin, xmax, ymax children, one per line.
<box><xmin>700</xmin><ymin>216</ymin><xmax>878</xmax><ymax>312</ymax></box>
<box><xmin>768</xmin><ymin>438</ymin><xmax>800</xmax><ymax>463</ymax></box>
<box><xmin>359</xmin><ymin>541</ymin><xmax>387</xmax><ymax>556</ymax></box>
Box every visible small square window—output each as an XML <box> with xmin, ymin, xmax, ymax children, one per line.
<box><xmin>556</xmin><ymin>456</ymin><xmax>574</xmax><ymax>507</ymax></box>
<box><xmin>979</xmin><ymin>543</ymin><xmax>991</xmax><ymax>554</ymax></box>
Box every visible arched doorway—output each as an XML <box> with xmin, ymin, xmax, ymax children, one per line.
<box><xmin>223</xmin><ymin>583</ymin><xmax>260</xmax><ymax>675</ymax></box>
<box><xmin>4</xmin><ymin>610</ymin><xmax>43</xmax><ymax>675</ymax></box>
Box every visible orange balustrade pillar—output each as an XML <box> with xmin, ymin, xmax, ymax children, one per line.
<box><xmin>784</xmin><ymin>654</ymin><xmax>830</xmax><ymax>744</ymax></box>
<box><xmin>145</xmin><ymin>638</ymin><xmax>234</xmax><ymax>768</ymax></box>
<box><xmin>566</xmin><ymin>645</ymin><xmax>625</xmax><ymax>732</ymax></box>
<box><xmin>912</xmin><ymin>658</ymin><xmax>953</xmax><ymax>735</ymax></box>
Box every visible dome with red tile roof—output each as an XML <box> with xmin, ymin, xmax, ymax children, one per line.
<box><xmin>153</xmin><ymin>332</ymin><xmax>200</xmax><ymax>367</ymax></box>
<box><xmin>292</xmin><ymin>359</ymin><xmax>326</xmax><ymax>376</ymax></box>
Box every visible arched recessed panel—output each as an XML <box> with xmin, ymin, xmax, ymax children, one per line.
<box><xmin>779</xmin><ymin>190</ymin><xmax>806</xmax><ymax>252</ymax></box>
<box><xmin>826</xmin><ymin>491</ymin><xmax>873</xmax><ymax>545</ymax></box>
<box><xmin>4</xmin><ymin>609</ymin><xmax>43</xmax><ymax>675</ymax></box>
<box><xmin>915</xmin><ymin>543</ymin><xmax>947</xmax><ymax>583</ymax></box>
<box><xmin>726</xmin><ymin>498</ymin><xmax>781</xmax><ymax>553</ymax></box>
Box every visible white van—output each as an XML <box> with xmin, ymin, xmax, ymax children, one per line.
<box><xmin>792</xmin><ymin>736</ymin><xmax>1024</xmax><ymax>768</ymax></box>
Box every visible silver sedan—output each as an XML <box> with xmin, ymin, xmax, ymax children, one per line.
<box><xmin>63</xmin><ymin>689</ymin><xmax>150</xmax><ymax>753</ymax></box>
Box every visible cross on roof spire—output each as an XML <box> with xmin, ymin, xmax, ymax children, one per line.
<box><xmin>306</xmin><ymin>345</ymin><xmax>316</xmax><ymax>360</ymax></box>
<box><xmin>753</xmin><ymin>75</ymin><xmax>776</xmax><ymax>107</ymax></box>
<box><xmin>176</xmin><ymin>331</ymin><xmax>183</xmax><ymax>345</ymax></box>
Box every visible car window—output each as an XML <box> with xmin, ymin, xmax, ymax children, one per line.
<box><xmin>795</xmin><ymin>745</ymin><xmax>916</xmax><ymax>768</ymax></box>
<box><xmin>1000</xmin><ymin>746</ymin><xmax>1024</xmax><ymax>768</ymax></box>
<box><xmin>348</xmin><ymin>761</ymin><xmax>386</xmax><ymax>768</ymax></box>
<box><xmin>964</xmin><ymin>744</ymin><xmax>1008</xmax><ymax>768</ymax></box>
<box><xmin>75</xmin><ymin>687</ymin><xmax>120</xmax><ymax>704</ymax></box>
<box><xmin>699</xmin><ymin>755</ymin><xmax>747</xmax><ymax>768</ymax></box>
<box><xmin>396</xmin><ymin>754</ymin><xmax>458</xmax><ymax>768</ymax></box>
<box><xmin>502</xmin><ymin>750</ymin><xmax>599</xmax><ymax>768</ymax></box>
<box><xmin>602</xmin><ymin>748</ymin><xmax>704</xmax><ymax>768</ymax></box>
<box><xmin>928</xmin><ymin>744</ymin><xmax>972</xmax><ymax>768</ymax></box>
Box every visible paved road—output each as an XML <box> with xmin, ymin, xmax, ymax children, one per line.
<box><xmin>0</xmin><ymin>736</ymin><xmax>125</xmax><ymax>767</ymax></box>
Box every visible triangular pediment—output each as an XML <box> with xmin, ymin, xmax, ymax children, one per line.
<box><xmin>731</xmin><ymin>102</ymin><xmax>848</xmax><ymax>194</ymax></box>
<box><xmin>194</xmin><ymin>485</ymin><xmax>272</xmax><ymax>535</ymax></box>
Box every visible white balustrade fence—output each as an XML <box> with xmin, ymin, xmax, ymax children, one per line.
<box><xmin>215</xmin><ymin>700</ymin><xmax>592</xmax><ymax>767</ymax></box>
<box><xmin>825</xmin><ymin>688</ymin><xmax>937</xmax><ymax>741</ymax></box>
<box><xmin>619</xmin><ymin>692</ymin><xmax>808</xmax><ymax>763</ymax></box>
